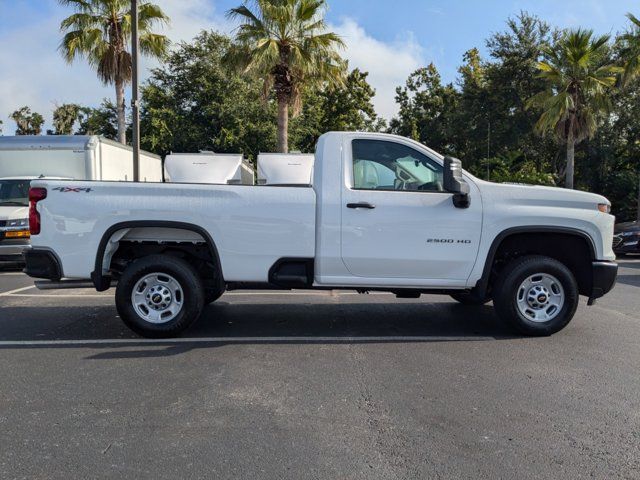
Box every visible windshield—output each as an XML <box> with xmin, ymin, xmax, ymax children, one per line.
<box><xmin>0</xmin><ymin>180</ymin><xmax>30</xmax><ymax>207</ymax></box>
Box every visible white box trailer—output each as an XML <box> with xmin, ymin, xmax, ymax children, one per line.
<box><xmin>164</xmin><ymin>152</ymin><xmax>254</xmax><ymax>185</ymax></box>
<box><xmin>0</xmin><ymin>135</ymin><xmax>163</xmax><ymax>182</ymax></box>
<box><xmin>257</xmin><ymin>153</ymin><xmax>314</xmax><ymax>185</ymax></box>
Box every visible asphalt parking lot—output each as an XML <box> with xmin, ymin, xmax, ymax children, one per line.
<box><xmin>0</xmin><ymin>261</ymin><xmax>639</xmax><ymax>479</ymax></box>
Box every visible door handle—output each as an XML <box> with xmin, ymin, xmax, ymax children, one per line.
<box><xmin>346</xmin><ymin>202</ymin><xmax>376</xmax><ymax>209</ymax></box>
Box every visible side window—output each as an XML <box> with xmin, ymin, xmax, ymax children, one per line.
<box><xmin>351</xmin><ymin>139</ymin><xmax>444</xmax><ymax>192</ymax></box>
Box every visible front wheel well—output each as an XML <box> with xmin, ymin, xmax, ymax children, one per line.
<box><xmin>484</xmin><ymin>232</ymin><xmax>594</xmax><ymax>297</ymax></box>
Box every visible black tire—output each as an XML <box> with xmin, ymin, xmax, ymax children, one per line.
<box><xmin>493</xmin><ymin>255</ymin><xmax>579</xmax><ymax>336</ymax></box>
<box><xmin>115</xmin><ymin>255</ymin><xmax>205</xmax><ymax>338</ymax></box>
<box><xmin>450</xmin><ymin>291</ymin><xmax>491</xmax><ymax>305</ymax></box>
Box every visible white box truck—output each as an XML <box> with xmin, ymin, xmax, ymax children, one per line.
<box><xmin>165</xmin><ymin>152</ymin><xmax>254</xmax><ymax>185</ymax></box>
<box><xmin>257</xmin><ymin>153</ymin><xmax>314</xmax><ymax>185</ymax></box>
<box><xmin>0</xmin><ymin>135</ymin><xmax>162</xmax><ymax>262</ymax></box>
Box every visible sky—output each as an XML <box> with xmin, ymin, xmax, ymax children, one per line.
<box><xmin>0</xmin><ymin>0</ymin><xmax>638</xmax><ymax>133</ymax></box>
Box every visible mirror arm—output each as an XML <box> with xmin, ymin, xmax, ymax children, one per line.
<box><xmin>452</xmin><ymin>192</ymin><xmax>470</xmax><ymax>209</ymax></box>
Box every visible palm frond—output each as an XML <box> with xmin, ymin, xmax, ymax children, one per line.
<box><xmin>59</xmin><ymin>0</ymin><xmax>169</xmax><ymax>86</ymax></box>
<box><xmin>530</xmin><ymin>28</ymin><xmax>619</xmax><ymax>144</ymax></box>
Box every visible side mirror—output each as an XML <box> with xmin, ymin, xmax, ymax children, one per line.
<box><xmin>443</xmin><ymin>156</ymin><xmax>470</xmax><ymax>209</ymax></box>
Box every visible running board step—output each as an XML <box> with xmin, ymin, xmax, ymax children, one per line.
<box><xmin>35</xmin><ymin>280</ymin><xmax>115</xmax><ymax>290</ymax></box>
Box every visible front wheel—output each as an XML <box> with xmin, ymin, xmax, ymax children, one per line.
<box><xmin>115</xmin><ymin>255</ymin><xmax>205</xmax><ymax>338</ymax></box>
<box><xmin>493</xmin><ymin>255</ymin><xmax>578</xmax><ymax>336</ymax></box>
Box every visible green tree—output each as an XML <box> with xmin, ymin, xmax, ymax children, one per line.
<box><xmin>49</xmin><ymin>103</ymin><xmax>83</xmax><ymax>135</ymax></box>
<box><xmin>528</xmin><ymin>29</ymin><xmax>621</xmax><ymax>189</ymax></box>
<box><xmin>140</xmin><ymin>31</ymin><xmax>276</xmax><ymax>158</ymax></box>
<box><xmin>482</xmin><ymin>13</ymin><xmax>559</xmax><ymax>177</ymax></box>
<box><xmin>10</xmin><ymin>107</ymin><xmax>45</xmax><ymax>135</ymax></box>
<box><xmin>58</xmin><ymin>0</ymin><xmax>170</xmax><ymax>144</ymax></box>
<box><xmin>391</xmin><ymin>13</ymin><xmax>559</xmax><ymax>181</ymax></box>
<box><xmin>292</xmin><ymin>68</ymin><xmax>384</xmax><ymax>151</ymax></box>
<box><xmin>618</xmin><ymin>13</ymin><xmax>640</xmax><ymax>86</ymax></box>
<box><xmin>226</xmin><ymin>0</ymin><xmax>345</xmax><ymax>153</ymax></box>
<box><xmin>617</xmin><ymin>12</ymin><xmax>640</xmax><ymax>219</ymax></box>
<box><xmin>390</xmin><ymin>64</ymin><xmax>460</xmax><ymax>154</ymax></box>
<box><xmin>76</xmin><ymin>99</ymin><xmax>119</xmax><ymax>139</ymax></box>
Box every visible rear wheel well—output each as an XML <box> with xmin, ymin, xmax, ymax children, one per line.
<box><xmin>485</xmin><ymin>232</ymin><xmax>594</xmax><ymax>297</ymax></box>
<box><xmin>95</xmin><ymin>225</ymin><xmax>223</xmax><ymax>294</ymax></box>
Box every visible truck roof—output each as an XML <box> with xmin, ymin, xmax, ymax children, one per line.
<box><xmin>0</xmin><ymin>176</ymin><xmax>72</xmax><ymax>180</ymax></box>
<box><xmin>0</xmin><ymin>135</ymin><xmax>161</xmax><ymax>159</ymax></box>
<box><xmin>0</xmin><ymin>135</ymin><xmax>97</xmax><ymax>151</ymax></box>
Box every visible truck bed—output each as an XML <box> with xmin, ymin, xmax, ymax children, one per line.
<box><xmin>31</xmin><ymin>180</ymin><xmax>316</xmax><ymax>282</ymax></box>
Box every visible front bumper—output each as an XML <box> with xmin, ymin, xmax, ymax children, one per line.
<box><xmin>590</xmin><ymin>260</ymin><xmax>618</xmax><ymax>299</ymax></box>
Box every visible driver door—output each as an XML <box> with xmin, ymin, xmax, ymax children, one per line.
<box><xmin>340</xmin><ymin>138</ymin><xmax>482</xmax><ymax>282</ymax></box>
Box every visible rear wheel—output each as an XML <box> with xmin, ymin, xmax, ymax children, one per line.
<box><xmin>493</xmin><ymin>255</ymin><xmax>578</xmax><ymax>336</ymax></box>
<box><xmin>115</xmin><ymin>255</ymin><xmax>205</xmax><ymax>338</ymax></box>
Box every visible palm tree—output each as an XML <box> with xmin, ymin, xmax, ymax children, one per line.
<box><xmin>52</xmin><ymin>103</ymin><xmax>83</xmax><ymax>135</ymax></box>
<box><xmin>11</xmin><ymin>107</ymin><xmax>45</xmax><ymax>135</ymax></box>
<box><xmin>618</xmin><ymin>13</ymin><xmax>640</xmax><ymax>220</ymax></box>
<box><xmin>619</xmin><ymin>13</ymin><xmax>640</xmax><ymax>86</ymax></box>
<box><xmin>226</xmin><ymin>0</ymin><xmax>345</xmax><ymax>153</ymax></box>
<box><xmin>528</xmin><ymin>29</ymin><xmax>621</xmax><ymax>189</ymax></box>
<box><xmin>58</xmin><ymin>0</ymin><xmax>170</xmax><ymax>144</ymax></box>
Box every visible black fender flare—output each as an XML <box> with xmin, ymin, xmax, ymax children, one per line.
<box><xmin>474</xmin><ymin>226</ymin><xmax>597</xmax><ymax>297</ymax></box>
<box><xmin>90</xmin><ymin>221</ymin><xmax>223</xmax><ymax>291</ymax></box>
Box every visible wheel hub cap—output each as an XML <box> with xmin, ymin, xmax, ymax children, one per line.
<box><xmin>132</xmin><ymin>273</ymin><xmax>184</xmax><ymax>324</ymax></box>
<box><xmin>526</xmin><ymin>285</ymin><xmax>550</xmax><ymax>309</ymax></box>
<box><xmin>516</xmin><ymin>273</ymin><xmax>565</xmax><ymax>323</ymax></box>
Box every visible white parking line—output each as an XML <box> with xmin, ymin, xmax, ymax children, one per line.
<box><xmin>0</xmin><ymin>335</ymin><xmax>494</xmax><ymax>346</ymax></box>
<box><xmin>0</xmin><ymin>286</ymin><xmax>36</xmax><ymax>296</ymax></box>
<box><xmin>6</xmin><ymin>294</ymin><xmax>111</xmax><ymax>298</ymax></box>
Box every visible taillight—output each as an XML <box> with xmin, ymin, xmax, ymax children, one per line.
<box><xmin>29</xmin><ymin>187</ymin><xmax>47</xmax><ymax>235</ymax></box>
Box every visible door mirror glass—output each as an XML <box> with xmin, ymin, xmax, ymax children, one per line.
<box><xmin>443</xmin><ymin>157</ymin><xmax>470</xmax><ymax>208</ymax></box>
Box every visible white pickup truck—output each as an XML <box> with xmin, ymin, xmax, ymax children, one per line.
<box><xmin>23</xmin><ymin>132</ymin><xmax>617</xmax><ymax>338</ymax></box>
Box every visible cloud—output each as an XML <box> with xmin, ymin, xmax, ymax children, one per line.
<box><xmin>0</xmin><ymin>4</ymin><xmax>426</xmax><ymax>133</ymax></box>
<box><xmin>0</xmin><ymin>0</ymin><xmax>226</xmax><ymax>133</ymax></box>
<box><xmin>156</xmin><ymin>0</ymin><xmax>229</xmax><ymax>43</ymax></box>
<box><xmin>332</xmin><ymin>18</ymin><xmax>427</xmax><ymax>120</ymax></box>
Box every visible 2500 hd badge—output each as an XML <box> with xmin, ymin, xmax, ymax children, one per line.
<box><xmin>427</xmin><ymin>238</ymin><xmax>472</xmax><ymax>244</ymax></box>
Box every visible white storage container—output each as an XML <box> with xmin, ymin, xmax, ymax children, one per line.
<box><xmin>257</xmin><ymin>153</ymin><xmax>314</xmax><ymax>185</ymax></box>
<box><xmin>165</xmin><ymin>153</ymin><xmax>254</xmax><ymax>185</ymax></box>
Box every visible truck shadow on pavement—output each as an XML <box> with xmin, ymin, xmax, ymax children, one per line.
<box><xmin>0</xmin><ymin>300</ymin><xmax>522</xmax><ymax>359</ymax></box>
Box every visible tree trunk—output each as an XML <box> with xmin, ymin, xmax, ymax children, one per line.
<box><xmin>115</xmin><ymin>77</ymin><xmax>126</xmax><ymax>145</ymax></box>
<box><xmin>277</xmin><ymin>97</ymin><xmax>289</xmax><ymax>153</ymax></box>
<box><xmin>565</xmin><ymin>139</ymin><xmax>575</xmax><ymax>189</ymax></box>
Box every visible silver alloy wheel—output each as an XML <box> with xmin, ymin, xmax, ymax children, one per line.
<box><xmin>516</xmin><ymin>273</ymin><xmax>565</xmax><ymax>323</ymax></box>
<box><xmin>131</xmin><ymin>273</ymin><xmax>184</xmax><ymax>324</ymax></box>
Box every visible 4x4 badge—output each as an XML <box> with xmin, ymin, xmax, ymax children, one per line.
<box><xmin>52</xmin><ymin>187</ymin><xmax>92</xmax><ymax>193</ymax></box>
